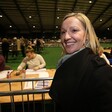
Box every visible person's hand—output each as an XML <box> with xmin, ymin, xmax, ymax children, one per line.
<box><xmin>33</xmin><ymin>66</ymin><xmax>40</xmax><ymax>71</ymax></box>
<box><xmin>16</xmin><ymin>70</ymin><xmax>20</xmax><ymax>76</ymax></box>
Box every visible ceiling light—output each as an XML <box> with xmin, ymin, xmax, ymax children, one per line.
<box><xmin>57</xmin><ymin>17</ymin><xmax>59</xmax><ymax>19</ymax></box>
<box><xmin>9</xmin><ymin>25</ymin><xmax>12</xmax><ymax>28</ymax></box>
<box><xmin>29</xmin><ymin>16</ymin><xmax>32</xmax><ymax>18</ymax></box>
<box><xmin>89</xmin><ymin>0</ymin><xmax>92</xmax><ymax>3</ymax></box>
<box><xmin>57</xmin><ymin>8</ymin><xmax>60</xmax><ymax>11</ymax></box>
<box><xmin>100</xmin><ymin>19</ymin><xmax>102</xmax><ymax>22</ymax></box>
<box><xmin>107</xmin><ymin>28</ymin><xmax>110</xmax><ymax>30</ymax></box>
<box><xmin>0</xmin><ymin>15</ymin><xmax>3</xmax><ymax>17</ymax></box>
<box><xmin>56</xmin><ymin>26</ymin><xmax>58</xmax><ymax>28</ymax></box>
<box><xmin>33</xmin><ymin>26</ymin><xmax>35</xmax><ymax>28</ymax></box>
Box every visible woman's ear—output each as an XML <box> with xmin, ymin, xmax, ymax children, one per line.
<box><xmin>84</xmin><ymin>38</ymin><xmax>89</xmax><ymax>47</ymax></box>
<box><xmin>85</xmin><ymin>38</ymin><xmax>89</xmax><ymax>44</ymax></box>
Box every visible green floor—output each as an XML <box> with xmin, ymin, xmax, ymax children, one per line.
<box><xmin>100</xmin><ymin>42</ymin><xmax>112</xmax><ymax>48</ymax></box>
<box><xmin>6</xmin><ymin>47</ymin><xmax>62</xmax><ymax>70</ymax></box>
<box><xmin>6</xmin><ymin>42</ymin><xmax>112</xmax><ymax>70</ymax></box>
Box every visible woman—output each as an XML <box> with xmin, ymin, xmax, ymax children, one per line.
<box><xmin>0</xmin><ymin>55</ymin><xmax>11</xmax><ymax>71</ymax></box>
<box><xmin>0</xmin><ymin>55</ymin><xmax>5</xmax><ymax>71</ymax></box>
<box><xmin>1</xmin><ymin>38</ymin><xmax>9</xmax><ymax>63</ymax></box>
<box><xmin>17</xmin><ymin>46</ymin><xmax>46</xmax><ymax>71</ymax></box>
<box><xmin>98</xmin><ymin>46</ymin><xmax>110</xmax><ymax>65</ymax></box>
<box><xmin>49</xmin><ymin>13</ymin><xmax>112</xmax><ymax>112</ymax></box>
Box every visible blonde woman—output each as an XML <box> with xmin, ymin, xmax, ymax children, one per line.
<box><xmin>49</xmin><ymin>12</ymin><xmax>112</xmax><ymax>112</ymax></box>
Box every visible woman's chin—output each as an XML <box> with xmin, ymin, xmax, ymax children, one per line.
<box><xmin>66</xmin><ymin>49</ymin><xmax>75</xmax><ymax>54</ymax></box>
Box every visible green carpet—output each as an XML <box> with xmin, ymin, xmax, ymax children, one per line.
<box><xmin>100</xmin><ymin>42</ymin><xmax>112</xmax><ymax>48</ymax></box>
<box><xmin>6</xmin><ymin>47</ymin><xmax>62</xmax><ymax>70</ymax></box>
<box><xmin>6</xmin><ymin>42</ymin><xmax>112</xmax><ymax>70</ymax></box>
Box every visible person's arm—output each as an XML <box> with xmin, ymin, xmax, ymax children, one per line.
<box><xmin>0</xmin><ymin>55</ymin><xmax>5</xmax><ymax>71</ymax></box>
<box><xmin>101</xmin><ymin>53</ymin><xmax>110</xmax><ymax>65</ymax></box>
<box><xmin>17</xmin><ymin>62</ymin><xmax>26</xmax><ymax>71</ymax></box>
<box><xmin>17</xmin><ymin>58</ymin><xmax>27</xmax><ymax>70</ymax></box>
<box><xmin>0</xmin><ymin>55</ymin><xmax>5</xmax><ymax>64</ymax></box>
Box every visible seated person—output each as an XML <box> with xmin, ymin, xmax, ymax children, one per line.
<box><xmin>17</xmin><ymin>46</ymin><xmax>46</xmax><ymax>71</ymax></box>
<box><xmin>0</xmin><ymin>55</ymin><xmax>11</xmax><ymax>71</ymax></box>
<box><xmin>104</xmin><ymin>52</ymin><xmax>112</xmax><ymax>59</ymax></box>
<box><xmin>0</xmin><ymin>55</ymin><xmax>5</xmax><ymax>71</ymax></box>
<box><xmin>98</xmin><ymin>46</ymin><xmax>110</xmax><ymax>65</ymax></box>
<box><xmin>110</xmin><ymin>48</ymin><xmax>112</xmax><ymax>56</ymax></box>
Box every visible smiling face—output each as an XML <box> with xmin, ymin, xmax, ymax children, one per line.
<box><xmin>60</xmin><ymin>16</ymin><xmax>86</xmax><ymax>54</ymax></box>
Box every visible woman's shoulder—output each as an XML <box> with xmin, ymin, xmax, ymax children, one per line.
<box><xmin>90</xmin><ymin>54</ymin><xmax>112</xmax><ymax>78</ymax></box>
<box><xmin>89</xmin><ymin>53</ymin><xmax>107</xmax><ymax>67</ymax></box>
<box><xmin>36</xmin><ymin>54</ymin><xmax>43</xmax><ymax>58</ymax></box>
<box><xmin>86</xmin><ymin>52</ymin><xmax>112</xmax><ymax>73</ymax></box>
<box><xmin>22</xmin><ymin>56</ymin><xmax>29</xmax><ymax>62</ymax></box>
<box><xmin>88</xmin><ymin>54</ymin><xmax>112</xmax><ymax>87</ymax></box>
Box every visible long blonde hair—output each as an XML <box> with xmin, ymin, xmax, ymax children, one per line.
<box><xmin>62</xmin><ymin>12</ymin><xmax>100</xmax><ymax>54</ymax></box>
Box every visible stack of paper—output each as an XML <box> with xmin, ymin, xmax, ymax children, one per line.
<box><xmin>24</xmin><ymin>81</ymin><xmax>34</xmax><ymax>89</ymax></box>
<box><xmin>26</xmin><ymin>68</ymin><xmax>46</xmax><ymax>75</ymax></box>
<box><xmin>24</xmin><ymin>68</ymin><xmax>49</xmax><ymax>89</ymax></box>
<box><xmin>34</xmin><ymin>80</ymin><xmax>49</xmax><ymax>89</ymax></box>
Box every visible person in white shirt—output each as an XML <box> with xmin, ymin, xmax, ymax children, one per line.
<box><xmin>98</xmin><ymin>46</ymin><xmax>110</xmax><ymax>65</ymax></box>
<box><xmin>17</xmin><ymin>46</ymin><xmax>46</xmax><ymax>71</ymax></box>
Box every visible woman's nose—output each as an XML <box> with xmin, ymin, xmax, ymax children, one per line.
<box><xmin>64</xmin><ymin>32</ymin><xmax>71</xmax><ymax>40</ymax></box>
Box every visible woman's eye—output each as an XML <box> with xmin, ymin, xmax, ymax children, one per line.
<box><xmin>72</xmin><ymin>29</ymin><xmax>78</xmax><ymax>33</ymax></box>
<box><xmin>60</xmin><ymin>31</ymin><xmax>65</xmax><ymax>35</ymax></box>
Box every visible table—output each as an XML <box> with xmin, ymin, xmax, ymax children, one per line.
<box><xmin>0</xmin><ymin>69</ymin><xmax>56</xmax><ymax>103</ymax></box>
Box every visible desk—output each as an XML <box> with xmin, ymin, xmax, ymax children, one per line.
<box><xmin>0</xmin><ymin>69</ymin><xmax>55</xmax><ymax>103</ymax></box>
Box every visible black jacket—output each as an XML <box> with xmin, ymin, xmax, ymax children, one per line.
<box><xmin>49</xmin><ymin>48</ymin><xmax>112</xmax><ymax>112</ymax></box>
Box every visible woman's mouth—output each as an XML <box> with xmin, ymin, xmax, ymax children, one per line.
<box><xmin>65</xmin><ymin>41</ymin><xmax>75</xmax><ymax>46</ymax></box>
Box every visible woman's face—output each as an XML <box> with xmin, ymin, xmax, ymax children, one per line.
<box><xmin>26</xmin><ymin>52</ymin><xmax>34</xmax><ymax>59</ymax></box>
<box><xmin>60</xmin><ymin>16</ymin><xmax>86</xmax><ymax>54</ymax></box>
